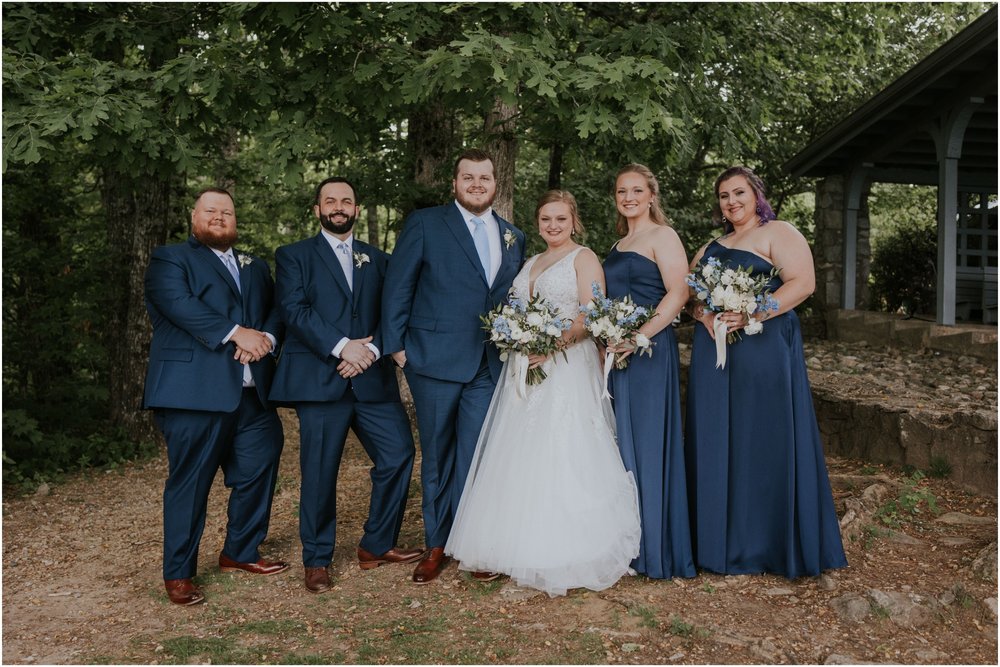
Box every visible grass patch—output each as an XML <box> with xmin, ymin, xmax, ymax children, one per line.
<box><xmin>227</xmin><ymin>619</ymin><xmax>307</xmax><ymax>637</ymax></box>
<box><xmin>160</xmin><ymin>635</ymin><xmax>252</xmax><ymax>663</ymax></box>
<box><xmin>280</xmin><ymin>651</ymin><xmax>346</xmax><ymax>664</ymax></box>
<box><xmin>700</xmin><ymin>582</ymin><xmax>717</xmax><ymax>594</ymax></box>
<box><xmin>859</xmin><ymin>465</ymin><xmax>879</xmax><ymax>475</ymax></box>
<box><xmin>629</xmin><ymin>605</ymin><xmax>659</xmax><ymax>628</ymax></box>
<box><xmin>668</xmin><ymin>614</ymin><xmax>695</xmax><ymax>637</ymax></box>
<box><xmin>869</xmin><ymin>601</ymin><xmax>891</xmax><ymax>619</ymax></box>
<box><xmin>874</xmin><ymin>471</ymin><xmax>938</xmax><ymax>528</ymax></box>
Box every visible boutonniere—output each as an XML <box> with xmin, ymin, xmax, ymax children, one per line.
<box><xmin>237</xmin><ymin>253</ymin><xmax>253</xmax><ymax>268</ymax></box>
<box><xmin>503</xmin><ymin>229</ymin><xmax>516</xmax><ymax>250</ymax></box>
<box><xmin>353</xmin><ymin>251</ymin><xmax>370</xmax><ymax>268</ymax></box>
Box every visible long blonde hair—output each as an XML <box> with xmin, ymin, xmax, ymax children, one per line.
<box><xmin>614</xmin><ymin>163</ymin><xmax>668</xmax><ymax>237</ymax></box>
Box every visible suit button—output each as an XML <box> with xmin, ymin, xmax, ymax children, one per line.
<box><xmin>352</xmin><ymin>313</ymin><xmax>358</xmax><ymax>319</ymax></box>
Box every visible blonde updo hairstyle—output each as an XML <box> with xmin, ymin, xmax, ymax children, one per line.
<box><xmin>614</xmin><ymin>163</ymin><xmax>669</xmax><ymax>236</ymax></box>
<box><xmin>535</xmin><ymin>189</ymin><xmax>585</xmax><ymax>238</ymax></box>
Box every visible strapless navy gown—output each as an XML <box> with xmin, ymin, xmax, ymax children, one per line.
<box><xmin>685</xmin><ymin>241</ymin><xmax>847</xmax><ymax>578</ymax></box>
<box><xmin>604</xmin><ymin>248</ymin><xmax>695</xmax><ymax>579</ymax></box>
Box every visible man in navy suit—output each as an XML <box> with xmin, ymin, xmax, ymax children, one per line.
<box><xmin>144</xmin><ymin>188</ymin><xmax>289</xmax><ymax>606</ymax></box>
<box><xmin>270</xmin><ymin>178</ymin><xmax>423</xmax><ymax>594</ymax></box>
<box><xmin>382</xmin><ymin>149</ymin><xmax>525</xmax><ymax>584</ymax></box>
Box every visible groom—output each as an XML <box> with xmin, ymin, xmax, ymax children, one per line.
<box><xmin>382</xmin><ymin>148</ymin><xmax>525</xmax><ymax>583</ymax></box>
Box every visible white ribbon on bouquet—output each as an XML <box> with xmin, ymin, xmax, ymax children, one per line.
<box><xmin>713</xmin><ymin>313</ymin><xmax>729</xmax><ymax>369</ymax></box>
<box><xmin>601</xmin><ymin>349</ymin><xmax>615</xmax><ymax>400</ymax></box>
<box><xmin>513</xmin><ymin>353</ymin><xmax>531</xmax><ymax>400</ymax></box>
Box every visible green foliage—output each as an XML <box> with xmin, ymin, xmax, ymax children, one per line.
<box><xmin>874</xmin><ymin>471</ymin><xmax>939</xmax><ymax>528</ymax></box>
<box><xmin>869</xmin><ymin>218</ymin><xmax>938</xmax><ymax>316</ymax></box>
<box><xmin>928</xmin><ymin>456</ymin><xmax>953</xmax><ymax>479</ymax></box>
<box><xmin>2</xmin><ymin>1</ymin><xmax>992</xmax><ymax>482</ymax></box>
<box><xmin>668</xmin><ymin>615</ymin><xmax>696</xmax><ymax>637</ymax></box>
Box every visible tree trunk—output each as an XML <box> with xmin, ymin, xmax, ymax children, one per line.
<box><xmin>102</xmin><ymin>170</ymin><xmax>174</xmax><ymax>445</ymax></box>
<box><xmin>366</xmin><ymin>204</ymin><xmax>380</xmax><ymax>249</ymax></box>
<box><xmin>407</xmin><ymin>100</ymin><xmax>456</xmax><ymax>211</ymax></box>
<box><xmin>547</xmin><ymin>142</ymin><xmax>563</xmax><ymax>190</ymax></box>
<box><xmin>485</xmin><ymin>95</ymin><xmax>519</xmax><ymax>223</ymax></box>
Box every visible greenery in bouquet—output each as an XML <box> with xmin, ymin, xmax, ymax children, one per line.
<box><xmin>686</xmin><ymin>256</ymin><xmax>780</xmax><ymax>343</ymax></box>
<box><xmin>581</xmin><ymin>282</ymin><xmax>656</xmax><ymax>370</ymax></box>
<box><xmin>481</xmin><ymin>294</ymin><xmax>571</xmax><ymax>385</ymax></box>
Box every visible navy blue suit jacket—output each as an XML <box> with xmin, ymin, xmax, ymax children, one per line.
<box><xmin>143</xmin><ymin>236</ymin><xmax>282</xmax><ymax>412</ymax></box>
<box><xmin>381</xmin><ymin>203</ymin><xmax>525</xmax><ymax>383</ymax></box>
<box><xmin>270</xmin><ymin>234</ymin><xmax>400</xmax><ymax>404</ymax></box>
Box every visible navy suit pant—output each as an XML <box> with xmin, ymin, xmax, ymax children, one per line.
<box><xmin>156</xmin><ymin>389</ymin><xmax>284</xmax><ymax>580</ymax></box>
<box><xmin>296</xmin><ymin>391</ymin><xmax>415</xmax><ymax>567</ymax></box>
<box><xmin>405</xmin><ymin>357</ymin><xmax>496</xmax><ymax>548</ymax></box>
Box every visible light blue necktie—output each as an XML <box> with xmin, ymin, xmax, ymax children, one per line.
<box><xmin>471</xmin><ymin>216</ymin><xmax>491</xmax><ymax>277</ymax></box>
<box><xmin>337</xmin><ymin>242</ymin><xmax>353</xmax><ymax>290</ymax></box>
<box><xmin>223</xmin><ymin>253</ymin><xmax>241</xmax><ymax>292</ymax></box>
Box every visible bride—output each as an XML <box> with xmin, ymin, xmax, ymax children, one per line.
<box><xmin>445</xmin><ymin>190</ymin><xmax>641</xmax><ymax>597</ymax></box>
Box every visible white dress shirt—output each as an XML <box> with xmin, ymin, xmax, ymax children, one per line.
<box><xmin>320</xmin><ymin>230</ymin><xmax>381</xmax><ymax>361</ymax></box>
<box><xmin>214</xmin><ymin>247</ymin><xmax>276</xmax><ymax>387</ymax></box>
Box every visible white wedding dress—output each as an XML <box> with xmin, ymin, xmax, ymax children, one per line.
<box><xmin>445</xmin><ymin>247</ymin><xmax>641</xmax><ymax>597</ymax></box>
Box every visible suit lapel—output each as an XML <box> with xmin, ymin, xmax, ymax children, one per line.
<box><xmin>351</xmin><ymin>240</ymin><xmax>371</xmax><ymax>307</ymax></box>
<box><xmin>443</xmin><ymin>204</ymin><xmax>489</xmax><ymax>286</ymax></box>
<box><xmin>312</xmin><ymin>233</ymin><xmax>352</xmax><ymax>300</ymax></box>
<box><xmin>190</xmin><ymin>237</ymin><xmax>242</xmax><ymax>300</ymax></box>
<box><xmin>493</xmin><ymin>216</ymin><xmax>519</xmax><ymax>291</ymax></box>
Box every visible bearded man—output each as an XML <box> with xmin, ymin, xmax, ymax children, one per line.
<box><xmin>144</xmin><ymin>188</ymin><xmax>288</xmax><ymax>606</ymax></box>
<box><xmin>382</xmin><ymin>149</ymin><xmax>526</xmax><ymax>584</ymax></box>
<box><xmin>270</xmin><ymin>178</ymin><xmax>423</xmax><ymax>593</ymax></box>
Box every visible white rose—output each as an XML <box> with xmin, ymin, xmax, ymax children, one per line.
<box><xmin>526</xmin><ymin>312</ymin><xmax>544</xmax><ymax>327</ymax></box>
<box><xmin>745</xmin><ymin>318</ymin><xmax>763</xmax><ymax>335</ymax></box>
<box><xmin>720</xmin><ymin>270</ymin><xmax>734</xmax><ymax>286</ymax></box>
<box><xmin>634</xmin><ymin>333</ymin><xmax>651</xmax><ymax>349</ymax></box>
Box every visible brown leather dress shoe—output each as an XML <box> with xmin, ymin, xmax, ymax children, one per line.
<box><xmin>304</xmin><ymin>566</ymin><xmax>331</xmax><ymax>594</ymax></box>
<box><xmin>470</xmin><ymin>571</ymin><xmax>501</xmax><ymax>582</ymax></box>
<box><xmin>357</xmin><ymin>545</ymin><xmax>426</xmax><ymax>570</ymax></box>
<box><xmin>412</xmin><ymin>547</ymin><xmax>450</xmax><ymax>584</ymax></box>
<box><xmin>164</xmin><ymin>578</ymin><xmax>205</xmax><ymax>606</ymax></box>
<box><xmin>218</xmin><ymin>553</ymin><xmax>290</xmax><ymax>576</ymax></box>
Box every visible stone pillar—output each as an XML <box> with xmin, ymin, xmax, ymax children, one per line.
<box><xmin>855</xmin><ymin>183</ymin><xmax>873</xmax><ymax>310</ymax></box>
<box><xmin>813</xmin><ymin>176</ymin><xmax>845</xmax><ymax>326</ymax></box>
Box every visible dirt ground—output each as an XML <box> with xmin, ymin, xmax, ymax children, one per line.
<box><xmin>3</xmin><ymin>341</ymin><xmax>998</xmax><ymax>665</ymax></box>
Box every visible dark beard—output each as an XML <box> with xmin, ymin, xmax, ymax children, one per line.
<box><xmin>320</xmin><ymin>212</ymin><xmax>356</xmax><ymax>235</ymax></box>
<box><xmin>193</xmin><ymin>227</ymin><xmax>238</xmax><ymax>250</ymax></box>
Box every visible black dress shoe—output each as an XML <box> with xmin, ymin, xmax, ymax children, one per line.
<box><xmin>358</xmin><ymin>546</ymin><xmax>426</xmax><ymax>570</ymax></box>
<box><xmin>412</xmin><ymin>547</ymin><xmax>450</xmax><ymax>584</ymax></box>
<box><xmin>219</xmin><ymin>553</ymin><xmax>290</xmax><ymax>575</ymax></box>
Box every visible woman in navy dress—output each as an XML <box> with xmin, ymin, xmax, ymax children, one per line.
<box><xmin>686</xmin><ymin>166</ymin><xmax>847</xmax><ymax>578</ymax></box>
<box><xmin>603</xmin><ymin>164</ymin><xmax>695</xmax><ymax>579</ymax></box>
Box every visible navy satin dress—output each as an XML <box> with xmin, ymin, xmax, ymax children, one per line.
<box><xmin>685</xmin><ymin>241</ymin><xmax>847</xmax><ymax>578</ymax></box>
<box><xmin>604</xmin><ymin>247</ymin><xmax>695</xmax><ymax>579</ymax></box>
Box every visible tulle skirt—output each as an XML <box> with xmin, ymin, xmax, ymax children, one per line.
<box><xmin>446</xmin><ymin>340</ymin><xmax>641</xmax><ymax>597</ymax></box>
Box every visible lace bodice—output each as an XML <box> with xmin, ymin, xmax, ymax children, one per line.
<box><xmin>511</xmin><ymin>247</ymin><xmax>584</xmax><ymax>322</ymax></box>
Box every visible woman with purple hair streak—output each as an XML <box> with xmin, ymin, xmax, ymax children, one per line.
<box><xmin>684</xmin><ymin>166</ymin><xmax>847</xmax><ymax>578</ymax></box>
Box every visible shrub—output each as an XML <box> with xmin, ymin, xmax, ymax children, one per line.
<box><xmin>869</xmin><ymin>222</ymin><xmax>937</xmax><ymax>316</ymax></box>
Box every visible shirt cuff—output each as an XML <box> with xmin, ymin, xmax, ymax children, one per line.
<box><xmin>222</xmin><ymin>324</ymin><xmax>240</xmax><ymax>344</ymax></box>
<box><xmin>331</xmin><ymin>337</ymin><xmax>350</xmax><ymax>358</ymax></box>
<box><xmin>365</xmin><ymin>343</ymin><xmax>381</xmax><ymax>361</ymax></box>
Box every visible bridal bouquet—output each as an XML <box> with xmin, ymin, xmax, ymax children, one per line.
<box><xmin>481</xmin><ymin>294</ymin><xmax>570</xmax><ymax>386</ymax></box>
<box><xmin>581</xmin><ymin>282</ymin><xmax>656</xmax><ymax>371</ymax></box>
<box><xmin>686</xmin><ymin>256</ymin><xmax>780</xmax><ymax>367</ymax></box>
